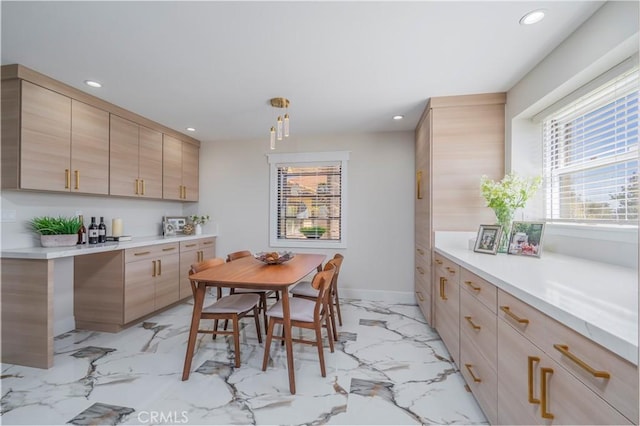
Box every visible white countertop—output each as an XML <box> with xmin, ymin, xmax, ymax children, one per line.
<box><xmin>1</xmin><ymin>234</ymin><xmax>218</xmax><ymax>260</ymax></box>
<box><xmin>435</xmin><ymin>232</ymin><xmax>638</xmax><ymax>365</ymax></box>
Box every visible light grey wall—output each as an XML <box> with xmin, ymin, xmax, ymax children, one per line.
<box><xmin>197</xmin><ymin>131</ymin><xmax>416</xmax><ymax>302</ymax></box>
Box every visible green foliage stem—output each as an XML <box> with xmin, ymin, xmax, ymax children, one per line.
<box><xmin>30</xmin><ymin>216</ymin><xmax>81</xmax><ymax>235</ymax></box>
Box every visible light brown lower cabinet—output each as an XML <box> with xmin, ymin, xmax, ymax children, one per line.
<box><xmin>75</xmin><ymin>242</ymin><xmax>181</xmax><ymax>332</ymax></box>
<box><xmin>431</xmin><ymin>254</ymin><xmax>638</xmax><ymax>425</ymax></box>
<box><xmin>179</xmin><ymin>237</ymin><xmax>216</xmax><ymax>300</ymax></box>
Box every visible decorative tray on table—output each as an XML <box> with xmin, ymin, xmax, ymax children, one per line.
<box><xmin>254</xmin><ymin>251</ymin><xmax>295</xmax><ymax>264</ymax></box>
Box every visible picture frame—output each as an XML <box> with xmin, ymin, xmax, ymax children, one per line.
<box><xmin>163</xmin><ymin>216</ymin><xmax>188</xmax><ymax>236</ymax></box>
<box><xmin>508</xmin><ymin>221</ymin><xmax>545</xmax><ymax>257</ymax></box>
<box><xmin>473</xmin><ymin>224</ymin><xmax>502</xmax><ymax>255</ymax></box>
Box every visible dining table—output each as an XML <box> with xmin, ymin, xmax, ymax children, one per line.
<box><xmin>182</xmin><ymin>252</ymin><xmax>326</xmax><ymax>394</ymax></box>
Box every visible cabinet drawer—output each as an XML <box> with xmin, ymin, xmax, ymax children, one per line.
<box><xmin>498</xmin><ymin>289</ymin><xmax>547</xmax><ymax>350</ymax></box>
<box><xmin>461</xmin><ymin>334</ymin><xmax>497</xmax><ymax>424</ymax></box>
<box><xmin>543</xmin><ymin>317</ymin><xmax>638</xmax><ymax>423</ymax></box>
<box><xmin>414</xmin><ymin>279</ymin><xmax>431</xmax><ymax>324</ymax></box>
<box><xmin>179</xmin><ymin>240</ymin><xmax>200</xmax><ymax>252</ymax></box>
<box><xmin>434</xmin><ymin>252</ymin><xmax>459</xmax><ymax>278</ymax></box>
<box><xmin>125</xmin><ymin>242</ymin><xmax>179</xmax><ymax>263</ymax></box>
<box><xmin>460</xmin><ymin>289</ymin><xmax>497</xmax><ymax>369</ymax></box>
<box><xmin>460</xmin><ymin>268</ymin><xmax>497</xmax><ymax>313</ymax></box>
<box><xmin>198</xmin><ymin>238</ymin><xmax>215</xmax><ymax>250</ymax></box>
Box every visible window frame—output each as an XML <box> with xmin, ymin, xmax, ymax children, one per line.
<box><xmin>268</xmin><ymin>151</ymin><xmax>349</xmax><ymax>249</ymax></box>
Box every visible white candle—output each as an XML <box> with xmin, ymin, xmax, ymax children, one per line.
<box><xmin>112</xmin><ymin>218</ymin><xmax>123</xmax><ymax>237</ymax></box>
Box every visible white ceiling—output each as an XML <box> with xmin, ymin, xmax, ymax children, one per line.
<box><xmin>1</xmin><ymin>1</ymin><xmax>604</xmax><ymax>143</ymax></box>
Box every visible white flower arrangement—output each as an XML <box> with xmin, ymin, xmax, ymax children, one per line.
<box><xmin>189</xmin><ymin>215</ymin><xmax>210</xmax><ymax>225</ymax></box>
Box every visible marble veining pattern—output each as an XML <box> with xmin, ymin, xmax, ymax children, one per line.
<box><xmin>1</xmin><ymin>298</ymin><xmax>486</xmax><ymax>425</ymax></box>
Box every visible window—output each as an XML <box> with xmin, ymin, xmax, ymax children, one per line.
<box><xmin>542</xmin><ymin>67</ymin><xmax>638</xmax><ymax>224</ymax></box>
<box><xmin>268</xmin><ymin>151</ymin><xmax>349</xmax><ymax>248</ymax></box>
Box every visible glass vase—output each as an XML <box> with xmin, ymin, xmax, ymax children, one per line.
<box><xmin>497</xmin><ymin>215</ymin><xmax>513</xmax><ymax>254</ymax></box>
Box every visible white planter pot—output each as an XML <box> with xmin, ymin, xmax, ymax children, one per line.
<box><xmin>195</xmin><ymin>224</ymin><xmax>202</xmax><ymax>235</ymax></box>
<box><xmin>40</xmin><ymin>234</ymin><xmax>78</xmax><ymax>247</ymax></box>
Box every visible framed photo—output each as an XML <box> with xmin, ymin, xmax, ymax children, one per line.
<box><xmin>508</xmin><ymin>221</ymin><xmax>545</xmax><ymax>257</ymax></box>
<box><xmin>474</xmin><ymin>224</ymin><xmax>502</xmax><ymax>255</ymax></box>
<box><xmin>163</xmin><ymin>216</ymin><xmax>188</xmax><ymax>236</ymax></box>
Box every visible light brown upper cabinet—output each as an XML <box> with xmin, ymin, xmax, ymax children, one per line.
<box><xmin>110</xmin><ymin>115</ymin><xmax>163</xmax><ymax>198</ymax></box>
<box><xmin>163</xmin><ymin>134</ymin><xmax>199</xmax><ymax>201</ymax></box>
<box><xmin>1</xmin><ymin>80</ymin><xmax>109</xmax><ymax>194</ymax></box>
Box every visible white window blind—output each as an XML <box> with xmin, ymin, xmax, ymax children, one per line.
<box><xmin>542</xmin><ymin>67</ymin><xmax>639</xmax><ymax>224</ymax></box>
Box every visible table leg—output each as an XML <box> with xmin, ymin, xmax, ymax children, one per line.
<box><xmin>281</xmin><ymin>290</ymin><xmax>296</xmax><ymax>394</ymax></box>
<box><xmin>182</xmin><ymin>283</ymin><xmax>205</xmax><ymax>380</ymax></box>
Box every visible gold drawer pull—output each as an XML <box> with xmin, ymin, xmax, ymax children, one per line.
<box><xmin>445</xmin><ymin>266</ymin><xmax>456</xmax><ymax>274</ymax></box>
<box><xmin>417</xmin><ymin>248</ymin><xmax>424</xmax><ymax>255</ymax></box>
<box><xmin>528</xmin><ymin>356</ymin><xmax>540</xmax><ymax>404</ymax></box>
<box><xmin>464</xmin><ymin>316</ymin><xmax>481</xmax><ymax>330</ymax></box>
<box><xmin>134</xmin><ymin>251</ymin><xmax>151</xmax><ymax>256</ymax></box>
<box><xmin>158</xmin><ymin>259</ymin><xmax>162</xmax><ymax>275</ymax></box>
<box><xmin>464</xmin><ymin>281</ymin><xmax>481</xmax><ymax>292</ymax></box>
<box><xmin>553</xmin><ymin>344</ymin><xmax>610</xmax><ymax>379</ymax></box>
<box><xmin>465</xmin><ymin>364</ymin><xmax>481</xmax><ymax>383</ymax></box>
<box><xmin>65</xmin><ymin>169</ymin><xmax>70</xmax><ymax>188</ymax></box>
<box><xmin>416</xmin><ymin>266</ymin><xmax>425</xmax><ymax>275</ymax></box>
<box><xmin>162</xmin><ymin>247</ymin><xmax>176</xmax><ymax>251</ymax></box>
<box><xmin>540</xmin><ymin>367</ymin><xmax>554</xmax><ymax>419</ymax></box>
<box><xmin>74</xmin><ymin>170</ymin><xmax>80</xmax><ymax>190</ymax></box>
<box><xmin>416</xmin><ymin>291</ymin><xmax>424</xmax><ymax>302</ymax></box>
<box><xmin>141</xmin><ymin>179</ymin><xmax>145</xmax><ymax>195</ymax></box>
<box><xmin>152</xmin><ymin>260</ymin><xmax>157</xmax><ymax>277</ymax></box>
<box><xmin>439</xmin><ymin>277</ymin><xmax>448</xmax><ymax>300</ymax></box>
<box><xmin>435</xmin><ymin>259</ymin><xmax>443</xmax><ymax>265</ymax></box>
<box><xmin>202</xmin><ymin>241</ymin><xmax>213</xmax><ymax>245</ymax></box>
<box><xmin>500</xmin><ymin>306</ymin><xmax>529</xmax><ymax>324</ymax></box>
<box><xmin>135</xmin><ymin>179</ymin><xmax>140</xmax><ymax>195</ymax></box>
<box><xmin>185</xmin><ymin>243</ymin><xmax>197</xmax><ymax>248</ymax></box>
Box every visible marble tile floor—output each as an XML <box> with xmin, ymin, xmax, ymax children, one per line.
<box><xmin>1</xmin><ymin>298</ymin><xmax>487</xmax><ymax>425</ymax></box>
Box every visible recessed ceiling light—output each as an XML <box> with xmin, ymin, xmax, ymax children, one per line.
<box><xmin>519</xmin><ymin>9</ymin><xmax>546</xmax><ymax>25</ymax></box>
<box><xmin>393</xmin><ymin>115</ymin><xmax>404</xmax><ymax>120</ymax></box>
<box><xmin>84</xmin><ymin>80</ymin><xmax>102</xmax><ymax>88</ymax></box>
<box><xmin>186</xmin><ymin>127</ymin><xmax>196</xmax><ymax>132</ymax></box>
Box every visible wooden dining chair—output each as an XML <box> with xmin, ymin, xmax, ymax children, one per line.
<box><xmin>262</xmin><ymin>262</ymin><xmax>336</xmax><ymax>377</ymax></box>
<box><xmin>186</xmin><ymin>257</ymin><xmax>263</xmax><ymax>368</ymax></box>
<box><xmin>226</xmin><ymin>250</ymin><xmax>278</xmax><ymax>333</ymax></box>
<box><xmin>290</xmin><ymin>253</ymin><xmax>344</xmax><ymax>340</ymax></box>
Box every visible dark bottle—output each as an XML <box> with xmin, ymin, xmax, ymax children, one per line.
<box><xmin>77</xmin><ymin>215</ymin><xmax>87</xmax><ymax>245</ymax></box>
<box><xmin>98</xmin><ymin>216</ymin><xmax>107</xmax><ymax>243</ymax></box>
<box><xmin>88</xmin><ymin>216</ymin><xmax>99</xmax><ymax>244</ymax></box>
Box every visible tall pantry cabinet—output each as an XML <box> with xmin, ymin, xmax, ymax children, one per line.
<box><xmin>414</xmin><ymin>93</ymin><xmax>505</xmax><ymax>326</ymax></box>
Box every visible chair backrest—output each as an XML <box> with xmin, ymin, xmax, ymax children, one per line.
<box><xmin>310</xmin><ymin>261</ymin><xmax>337</xmax><ymax>319</ymax></box>
<box><xmin>189</xmin><ymin>257</ymin><xmax>225</xmax><ymax>298</ymax></box>
<box><xmin>329</xmin><ymin>254</ymin><xmax>344</xmax><ymax>290</ymax></box>
<box><xmin>226</xmin><ymin>250</ymin><xmax>252</xmax><ymax>262</ymax></box>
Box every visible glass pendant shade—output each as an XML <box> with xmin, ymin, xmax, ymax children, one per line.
<box><xmin>270</xmin><ymin>127</ymin><xmax>276</xmax><ymax>150</ymax></box>
<box><xmin>284</xmin><ymin>113</ymin><xmax>290</xmax><ymax>138</ymax></box>
<box><xmin>276</xmin><ymin>116</ymin><xmax>283</xmax><ymax>141</ymax></box>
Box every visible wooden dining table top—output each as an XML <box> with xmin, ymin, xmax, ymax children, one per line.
<box><xmin>188</xmin><ymin>253</ymin><xmax>327</xmax><ymax>289</ymax></box>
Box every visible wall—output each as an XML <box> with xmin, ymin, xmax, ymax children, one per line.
<box><xmin>506</xmin><ymin>0</ymin><xmax>639</xmax><ymax>269</ymax></box>
<box><xmin>196</xmin><ymin>131</ymin><xmax>416</xmax><ymax>302</ymax></box>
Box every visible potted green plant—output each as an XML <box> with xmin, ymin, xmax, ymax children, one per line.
<box><xmin>30</xmin><ymin>216</ymin><xmax>81</xmax><ymax>247</ymax></box>
<box><xmin>299</xmin><ymin>226</ymin><xmax>326</xmax><ymax>239</ymax></box>
<box><xmin>189</xmin><ymin>214</ymin><xmax>210</xmax><ymax>235</ymax></box>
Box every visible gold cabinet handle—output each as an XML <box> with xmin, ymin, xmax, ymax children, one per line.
<box><xmin>74</xmin><ymin>170</ymin><xmax>80</xmax><ymax>190</ymax></box>
<box><xmin>185</xmin><ymin>243</ymin><xmax>197</xmax><ymax>248</ymax></box>
<box><xmin>141</xmin><ymin>179</ymin><xmax>145</xmax><ymax>195</ymax></box>
<box><xmin>528</xmin><ymin>356</ymin><xmax>540</xmax><ymax>404</ymax></box>
<box><xmin>135</xmin><ymin>179</ymin><xmax>140</xmax><ymax>195</ymax></box>
<box><xmin>162</xmin><ymin>247</ymin><xmax>176</xmax><ymax>252</ymax></box>
<box><xmin>464</xmin><ymin>316</ymin><xmax>481</xmax><ymax>330</ymax></box>
<box><xmin>416</xmin><ymin>291</ymin><xmax>424</xmax><ymax>302</ymax></box>
<box><xmin>464</xmin><ymin>280</ymin><xmax>481</xmax><ymax>292</ymax></box>
<box><xmin>65</xmin><ymin>169</ymin><xmax>70</xmax><ymax>189</ymax></box>
<box><xmin>416</xmin><ymin>248</ymin><xmax>424</xmax><ymax>255</ymax></box>
<box><xmin>157</xmin><ymin>259</ymin><xmax>161</xmax><ymax>275</ymax></box>
<box><xmin>416</xmin><ymin>170</ymin><xmax>423</xmax><ymax>199</ymax></box>
<box><xmin>445</xmin><ymin>266</ymin><xmax>456</xmax><ymax>274</ymax></box>
<box><xmin>500</xmin><ymin>306</ymin><xmax>529</xmax><ymax>324</ymax></box>
<box><xmin>202</xmin><ymin>241</ymin><xmax>213</xmax><ymax>245</ymax></box>
<box><xmin>416</xmin><ymin>266</ymin><xmax>425</xmax><ymax>275</ymax></box>
<box><xmin>152</xmin><ymin>260</ymin><xmax>157</xmax><ymax>277</ymax></box>
<box><xmin>540</xmin><ymin>367</ymin><xmax>554</xmax><ymax>419</ymax></box>
<box><xmin>435</xmin><ymin>259</ymin><xmax>443</xmax><ymax>265</ymax></box>
<box><xmin>553</xmin><ymin>344</ymin><xmax>610</xmax><ymax>379</ymax></box>
<box><xmin>439</xmin><ymin>277</ymin><xmax>448</xmax><ymax>300</ymax></box>
<box><xmin>464</xmin><ymin>364</ymin><xmax>481</xmax><ymax>383</ymax></box>
<box><xmin>134</xmin><ymin>251</ymin><xmax>151</xmax><ymax>256</ymax></box>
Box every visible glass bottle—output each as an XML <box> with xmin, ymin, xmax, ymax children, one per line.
<box><xmin>77</xmin><ymin>215</ymin><xmax>87</xmax><ymax>245</ymax></box>
<box><xmin>98</xmin><ymin>216</ymin><xmax>107</xmax><ymax>243</ymax></box>
<box><xmin>88</xmin><ymin>216</ymin><xmax>99</xmax><ymax>244</ymax></box>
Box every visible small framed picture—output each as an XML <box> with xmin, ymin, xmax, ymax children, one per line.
<box><xmin>474</xmin><ymin>225</ymin><xmax>502</xmax><ymax>255</ymax></box>
<box><xmin>508</xmin><ymin>222</ymin><xmax>545</xmax><ymax>257</ymax></box>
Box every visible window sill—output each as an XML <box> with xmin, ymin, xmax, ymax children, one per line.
<box><xmin>271</xmin><ymin>239</ymin><xmax>347</xmax><ymax>249</ymax></box>
<box><xmin>545</xmin><ymin>222</ymin><xmax>638</xmax><ymax>244</ymax></box>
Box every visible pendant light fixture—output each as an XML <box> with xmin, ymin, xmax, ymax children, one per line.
<box><xmin>269</xmin><ymin>97</ymin><xmax>290</xmax><ymax>149</ymax></box>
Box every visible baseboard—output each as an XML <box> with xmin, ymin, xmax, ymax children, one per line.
<box><xmin>339</xmin><ymin>288</ymin><xmax>417</xmax><ymax>304</ymax></box>
<box><xmin>54</xmin><ymin>317</ymin><xmax>76</xmax><ymax>336</ymax></box>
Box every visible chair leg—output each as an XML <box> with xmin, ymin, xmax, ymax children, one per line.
<box><xmin>261</xmin><ymin>294</ymin><xmax>269</xmax><ymax>334</ymax></box>
<box><xmin>262</xmin><ymin>318</ymin><xmax>276</xmax><ymax>371</ymax></box>
<box><xmin>233</xmin><ymin>316</ymin><xmax>241</xmax><ymax>368</ymax></box>
<box><xmin>315</xmin><ymin>322</ymin><xmax>326</xmax><ymax>377</ymax></box>
<box><xmin>325</xmin><ymin>313</ymin><xmax>335</xmax><ymax>353</ymax></box>
<box><xmin>333</xmin><ymin>287</ymin><xmax>343</xmax><ymax>326</ymax></box>
<box><xmin>213</xmin><ymin>319</ymin><xmax>219</xmax><ymax>340</ymax></box>
<box><xmin>328</xmin><ymin>299</ymin><xmax>338</xmax><ymax>342</ymax></box>
<box><xmin>253</xmin><ymin>306</ymin><xmax>263</xmax><ymax>343</ymax></box>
